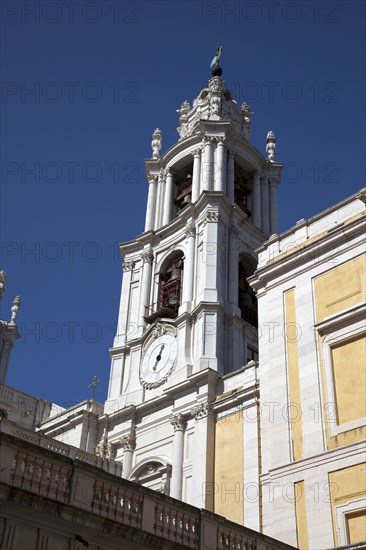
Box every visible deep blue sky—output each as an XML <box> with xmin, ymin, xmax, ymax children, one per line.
<box><xmin>1</xmin><ymin>0</ymin><xmax>365</xmax><ymax>407</ymax></box>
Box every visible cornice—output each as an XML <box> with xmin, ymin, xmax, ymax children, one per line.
<box><xmin>250</xmin><ymin>214</ymin><xmax>366</xmax><ymax>291</ymax></box>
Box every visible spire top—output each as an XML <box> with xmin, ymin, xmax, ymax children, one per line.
<box><xmin>210</xmin><ymin>45</ymin><xmax>223</xmax><ymax>77</ymax></box>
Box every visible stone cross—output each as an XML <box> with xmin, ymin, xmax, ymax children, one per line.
<box><xmin>89</xmin><ymin>375</ymin><xmax>100</xmax><ymax>401</ymax></box>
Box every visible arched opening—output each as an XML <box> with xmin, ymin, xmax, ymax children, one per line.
<box><xmin>175</xmin><ymin>172</ymin><xmax>193</xmax><ymax>214</ymax></box>
<box><xmin>234</xmin><ymin>163</ymin><xmax>251</xmax><ymax>217</ymax></box>
<box><xmin>158</xmin><ymin>252</ymin><xmax>184</xmax><ymax>316</ymax></box>
<box><xmin>144</xmin><ymin>251</ymin><xmax>184</xmax><ymax>323</ymax></box>
<box><xmin>238</xmin><ymin>254</ymin><xmax>257</xmax><ymax>327</ymax></box>
<box><xmin>129</xmin><ymin>458</ymin><xmax>172</xmax><ymax>495</ymax></box>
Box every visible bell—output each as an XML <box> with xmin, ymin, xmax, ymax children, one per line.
<box><xmin>170</xmin><ymin>268</ymin><xmax>181</xmax><ymax>281</ymax></box>
<box><xmin>168</xmin><ymin>294</ymin><xmax>179</xmax><ymax>305</ymax></box>
<box><xmin>181</xmin><ymin>194</ymin><xmax>191</xmax><ymax>207</ymax></box>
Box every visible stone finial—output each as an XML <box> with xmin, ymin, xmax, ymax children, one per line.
<box><xmin>177</xmin><ymin>100</ymin><xmax>190</xmax><ymax>116</ymax></box>
<box><xmin>151</xmin><ymin>128</ymin><xmax>162</xmax><ymax>159</ymax></box>
<box><xmin>10</xmin><ymin>296</ymin><xmax>21</xmax><ymax>324</ymax></box>
<box><xmin>0</xmin><ymin>271</ymin><xmax>6</xmax><ymax>301</ymax></box>
<box><xmin>240</xmin><ymin>102</ymin><xmax>254</xmax><ymax>128</ymax></box>
<box><xmin>266</xmin><ymin>130</ymin><xmax>276</xmax><ymax>162</ymax></box>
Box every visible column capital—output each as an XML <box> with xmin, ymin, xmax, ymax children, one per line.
<box><xmin>120</xmin><ymin>432</ymin><xmax>136</xmax><ymax>451</ymax></box>
<box><xmin>216</xmin><ymin>136</ymin><xmax>226</xmax><ymax>145</ymax></box>
<box><xmin>170</xmin><ymin>413</ymin><xmax>187</xmax><ymax>432</ymax></box>
<box><xmin>140</xmin><ymin>249</ymin><xmax>154</xmax><ymax>263</ymax></box>
<box><xmin>147</xmin><ymin>173</ymin><xmax>158</xmax><ymax>184</ymax></box>
<box><xmin>164</xmin><ymin>167</ymin><xmax>172</xmax><ymax>177</ymax></box>
<box><xmin>185</xmin><ymin>223</ymin><xmax>196</xmax><ymax>238</ymax></box>
<box><xmin>191</xmin><ymin>401</ymin><xmax>213</xmax><ymax>421</ymax></box>
<box><xmin>204</xmin><ymin>210</ymin><xmax>219</xmax><ymax>224</ymax></box>
<box><xmin>192</xmin><ymin>148</ymin><xmax>202</xmax><ymax>158</ymax></box>
<box><xmin>122</xmin><ymin>259</ymin><xmax>135</xmax><ymax>272</ymax></box>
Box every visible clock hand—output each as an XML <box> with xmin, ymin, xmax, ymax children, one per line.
<box><xmin>153</xmin><ymin>344</ymin><xmax>165</xmax><ymax>371</ymax></box>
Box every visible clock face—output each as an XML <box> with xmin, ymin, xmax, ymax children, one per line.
<box><xmin>141</xmin><ymin>333</ymin><xmax>177</xmax><ymax>389</ymax></box>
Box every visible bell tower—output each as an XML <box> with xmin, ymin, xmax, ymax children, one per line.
<box><xmin>103</xmin><ymin>56</ymin><xmax>282</xmax><ymax>515</ymax></box>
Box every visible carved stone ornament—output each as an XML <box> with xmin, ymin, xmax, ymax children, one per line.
<box><xmin>151</xmin><ymin>322</ymin><xmax>167</xmax><ymax>339</ymax></box>
<box><xmin>185</xmin><ymin>224</ymin><xmax>196</xmax><ymax>238</ymax></box>
<box><xmin>0</xmin><ymin>270</ymin><xmax>6</xmax><ymax>301</ymax></box>
<box><xmin>205</xmin><ymin>211</ymin><xmax>219</xmax><ymax>224</ymax></box>
<box><xmin>151</xmin><ymin>128</ymin><xmax>162</xmax><ymax>159</ymax></box>
<box><xmin>170</xmin><ymin>413</ymin><xmax>187</xmax><ymax>431</ymax></box>
<box><xmin>208</xmin><ymin>76</ymin><xmax>225</xmax><ymax>94</ymax></box>
<box><xmin>120</xmin><ymin>433</ymin><xmax>136</xmax><ymax>452</ymax></box>
<box><xmin>192</xmin><ymin>401</ymin><xmax>213</xmax><ymax>421</ymax></box>
<box><xmin>95</xmin><ymin>441</ymin><xmax>116</xmax><ymax>460</ymax></box>
<box><xmin>140</xmin><ymin>250</ymin><xmax>154</xmax><ymax>264</ymax></box>
<box><xmin>266</xmin><ymin>130</ymin><xmax>276</xmax><ymax>162</ymax></box>
<box><xmin>123</xmin><ymin>259</ymin><xmax>135</xmax><ymax>272</ymax></box>
<box><xmin>10</xmin><ymin>296</ymin><xmax>21</xmax><ymax>324</ymax></box>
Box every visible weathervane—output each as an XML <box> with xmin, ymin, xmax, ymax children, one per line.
<box><xmin>89</xmin><ymin>375</ymin><xmax>100</xmax><ymax>400</ymax></box>
<box><xmin>210</xmin><ymin>45</ymin><xmax>223</xmax><ymax>77</ymax></box>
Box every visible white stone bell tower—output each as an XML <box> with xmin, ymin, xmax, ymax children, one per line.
<box><xmin>102</xmin><ymin>59</ymin><xmax>283</xmax><ymax>512</ymax></box>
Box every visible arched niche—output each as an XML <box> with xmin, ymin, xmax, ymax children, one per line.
<box><xmin>129</xmin><ymin>457</ymin><xmax>172</xmax><ymax>495</ymax></box>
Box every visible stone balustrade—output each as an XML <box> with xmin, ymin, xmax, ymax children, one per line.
<box><xmin>0</xmin><ymin>418</ymin><xmax>295</xmax><ymax>550</ymax></box>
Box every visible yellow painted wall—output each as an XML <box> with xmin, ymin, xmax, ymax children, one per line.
<box><xmin>347</xmin><ymin>510</ymin><xmax>366</xmax><ymax>543</ymax></box>
<box><xmin>314</xmin><ymin>254</ymin><xmax>366</xmax><ymax>449</ymax></box>
<box><xmin>284</xmin><ymin>289</ymin><xmax>303</xmax><ymax>461</ymax></box>
<box><xmin>331</xmin><ymin>335</ymin><xmax>366</xmax><ymax>425</ymax></box>
<box><xmin>314</xmin><ymin>255</ymin><xmax>366</xmax><ymax>323</ymax></box>
<box><xmin>214</xmin><ymin>412</ymin><xmax>243</xmax><ymax>524</ymax></box>
<box><xmin>294</xmin><ymin>481</ymin><xmax>308</xmax><ymax>549</ymax></box>
<box><xmin>328</xmin><ymin>463</ymin><xmax>366</xmax><ymax>546</ymax></box>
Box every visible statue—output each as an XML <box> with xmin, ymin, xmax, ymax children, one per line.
<box><xmin>210</xmin><ymin>45</ymin><xmax>223</xmax><ymax>77</ymax></box>
<box><xmin>266</xmin><ymin>131</ymin><xmax>276</xmax><ymax>162</ymax></box>
<box><xmin>240</xmin><ymin>102</ymin><xmax>254</xmax><ymax>128</ymax></box>
<box><xmin>151</xmin><ymin>128</ymin><xmax>162</xmax><ymax>159</ymax></box>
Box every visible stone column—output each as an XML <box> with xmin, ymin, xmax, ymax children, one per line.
<box><xmin>214</xmin><ymin>138</ymin><xmax>226</xmax><ymax>192</ymax></box>
<box><xmin>261</xmin><ymin>172</ymin><xmax>270</xmax><ymax>234</ymax></box>
<box><xmin>121</xmin><ymin>432</ymin><xmax>136</xmax><ymax>478</ymax></box>
<box><xmin>252</xmin><ymin>171</ymin><xmax>262</xmax><ymax>229</ymax></box>
<box><xmin>191</xmin><ymin>149</ymin><xmax>201</xmax><ymax>203</ymax></box>
<box><xmin>228</xmin><ymin>227</ymin><xmax>239</xmax><ymax>309</ymax></box>
<box><xmin>202</xmin><ymin>137</ymin><xmax>214</xmax><ymax>191</ymax></box>
<box><xmin>170</xmin><ymin>414</ymin><xmax>187</xmax><ymax>500</ymax></box>
<box><xmin>144</xmin><ymin>174</ymin><xmax>157</xmax><ymax>232</ymax></box>
<box><xmin>154</xmin><ymin>170</ymin><xmax>164</xmax><ymax>230</ymax></box>
<box><xmin>182</xmin><ymin>224</ymin><xmax>196</xmax><ymax>304</ymax></box>
<box><xmin>114</xmin><ymin>260</ymin><xmax>135</xmax><ymax>346</ymax></box>
<box><xmin>269</xmin><ymin>179</ymin><xmax>278</xmax><ymax>234</ymax></box>
<box><xmin>138</xmin><ymin>250</ymin><xmax>154</xmax><ymax>329</ymax></box>
<box><xmin>162</xmin><ymin>168</ymin><xmax>173</xmax><ymax>226</ymax></box>
<box><xmin>227</xmin><ymin>151</ymin><xmax>235</xmax><ymax>203</ymax></box>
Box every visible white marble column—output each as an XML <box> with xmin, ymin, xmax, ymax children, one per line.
<box><xmin>227</xmin><ymin>151</ymin><xmax>235</xmax><ymax>203</ymax></box>
<box><xmin>138</xmin><ymin>250</ymin><xmax>153</xmax><ymax>329</ymax></box>
<box><xmin>170</xmin><ymin>414</ymin><xmax>187</xmax><ymax>500</ymax></box>
<box><xmin>154</xmin><ymin>170</ymin><xmax>164</xmax><ymax>230</ymax></box>
<box><xmin>182</xmin><ymin>224</ymin><xmax>196</xmax><ymax>304</ymax></box>
<box><xmin>114</xmin><ymin>259</ymin><xmax>135</xmax><ymax>347</ymax></box>
<box><xmin>261</xmin><ymin>172</ymin><xmax>270</xmax><ymax>234</ymax></box>
<box><xmin>269</xmin><ymin>179</ymin><xmax>278</xmax><ymax>234</ymax></box>
<box><xmin>202</xmin><ymin>137</ymin><xmax>214</xmax><ymax>191</ymax></box>
<box><xmin>214</xmin><ymin>138</ymin><xmax>226</xmax><ymax>192</ymax></box>
<box><xmin>252</xmin><ymin>171</ymin><xmax>262</xmax><ymax>229</ymax></box>
<box><xmin>121</xmin><ymin>432</ymin><xmax>136</xmax><ymax>479</ymax></box>
<box><xmin>162</xmin><ymin>168</ymin><xmax>173</xmax><ymax>226</ymax></box>
<box><xmin>191</xmin><ymin>149</ymin><xmax>201</xmax><ymax>203</ymax></box>
<box><xmin>144</xmin><ymin>174</ymin><xmax>157</xmax><ymax>232</ymax></box>
<box><xmin>228</xmin><ymin>228</ymin><xmax>239</xmax><ymax>308</ymax></box>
